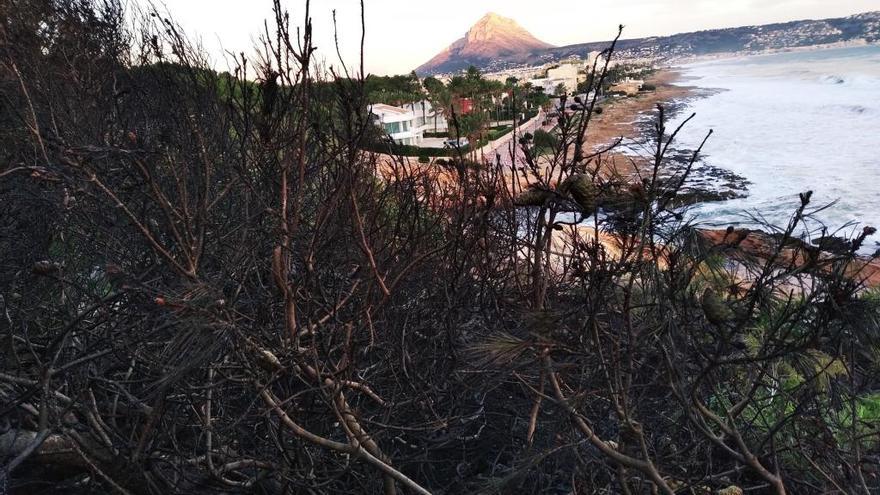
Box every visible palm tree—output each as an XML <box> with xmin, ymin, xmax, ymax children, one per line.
<box><xmin>432</xmin><ymin>89</ymin><xmax>453</xmax><ymax>134</ymax></box>
<box><xmin>422</xmin><ymin>76</ymin><xmax>447</xmax><ymax>133</ymax></box>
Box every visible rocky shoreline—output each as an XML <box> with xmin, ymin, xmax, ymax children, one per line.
<box><xmin>629</xmin><ymin>91</ymin><xmax>751</xmax><ymax>206</ymax></box>
<box><xmin>583</xmin><ymin>69</ymin><xmax>751</xmax><ymax>208</ymax></box>
<box><xmin>699</xmin><ymin>227</ymin><xmax>880</xmax><ymax>288</ymax></box>
<box><xmin>583</xmin><ymin>74</ymin><xmax>880</xmax><ymax>287</ymax></box>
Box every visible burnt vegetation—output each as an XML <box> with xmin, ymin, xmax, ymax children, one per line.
<box><xmin>1</xmin><ymin>1</ymin><xmax>879</xmax><ymax>494</ymax></box>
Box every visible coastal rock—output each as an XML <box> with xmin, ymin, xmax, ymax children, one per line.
<box><xmin>699</xmin><ymin>228</ymin><xmax>880</xmax><ymax>288</ymax></box>
<box><xmin>813</xmin><ymin>235</ymin><xmax>852</xmax><ymax>255</ymax></box>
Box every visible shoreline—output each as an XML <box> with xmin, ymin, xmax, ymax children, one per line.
<box><xmin>585</xmin><ymin>68</ymin><xmax>750</xmax><ymax>205</ymax></box>
<box><xmin>371</xmin><ymin>66</ymin><xmax>880</xmax><ymax>288</ymax></box>
<box><xmin>584</xmin><ymin>69</ymin><xmax>694</xmax><ymax>162</ymax></box>
<box><xmin>668</xmin><ymin>38</ymin><xmax>880</xmax><ymax>66</ymax></box>
<box><xmin>585</xmin><ymin>64</ymin><xmax>880</xmax><ymax>287</ymax></box>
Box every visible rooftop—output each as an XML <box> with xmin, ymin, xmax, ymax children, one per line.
<box><xmin>370</xmin><ymin>103</ymin><xmax>409</xmax><ymax>115</ymax></box>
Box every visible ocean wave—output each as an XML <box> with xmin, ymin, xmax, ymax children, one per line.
<box><xmin>819</xmin><ymin>103</ymin><xmax>872</xmax><ymax>115</ymax></box>
<box><xmin>842</xmin><ymin>104</ymin><xmax>869</xmax><ymax>114</ymax></box>
<box><xmin>670</xmin><ymin>46</ymin><xmax>880</xmax><ymax>254</ymax></box>
<box><xmin>815</xmin><ymin>73</ymin><xmax>880</xmax><ymax>89</ymax></box>
<box><xmin>819</xmin><ymin>74</ymin><xmax>846</xmax><ymax>85</ymax></box>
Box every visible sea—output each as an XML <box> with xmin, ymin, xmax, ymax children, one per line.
<box><xmin>667</xmin><ymin>44</ymin><xmax>880</xmax><ymax>249</ymax></box>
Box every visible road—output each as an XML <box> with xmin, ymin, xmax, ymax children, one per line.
<box><xmin>476</xmin><ymin>109</ymin><xmax>556</xmax><ymax>169</ymax></box>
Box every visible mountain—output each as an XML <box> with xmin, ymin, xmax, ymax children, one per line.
<box><xmin>546</xmin><ymin>11</ymin><xmax>880</xmax><ymax>65</ymax></box>
<box><xmin>416</xmin><ymin>11</ymin><xmax>880</xmax><ymax>75</ymax></box>
<box><xmin>416</xmin><ymin>13</ymin><xmax>554</xmax><ymax>75</ymax></box>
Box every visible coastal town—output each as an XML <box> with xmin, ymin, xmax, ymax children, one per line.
<box><xmin>366</xmin><ymin>53</ymin><xmax>651</xmax><ymax>163</ymax></box>
<box><xmin>421</xmin><ymin>11</ymin><xmax>880</xmax><ymax>74</ymax></box>
<box><xmin>366</xmin><ymin>9</ymin><xmax>880</xmax><ymax>166</ymax></box>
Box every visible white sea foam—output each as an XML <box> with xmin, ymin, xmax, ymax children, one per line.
<box><xmin>668</xmin><ymin>45</ymin><xmax>880</xmax><ymax>250</ymax></box>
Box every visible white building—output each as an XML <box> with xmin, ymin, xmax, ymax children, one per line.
<box><xmin>531</xmin><ymin>62</ymin><xmax>581</xmax><ymax>95</ymax></box>
<box><xmin>585</xmin><ymin>50</ymin><xmax>628</xmax><ymax>70</ymax></box>
<box><xmin>586</xmin><ymin>50</ymin><xmax>603</xmax><ymax>68</ymax></box>
<box><xmin>530</xmin><ymin>76</ymin><xmax>573</xmax><ymax>96</ymax></box>
<box><xmin>608</xmin><ymin>77</ymin><xmax>645</xmax><ymax>96</ymax></box>
<box><xmin>532</xmin><ymin>78</ymin><xmax>550</xmax><ymax>94</ymax></box>
<box><xmin>370</xmin><ymin>103</ymin><xmax>424</xmax><ymax>145</ymax></box>
<box><xmin>484</xmin><ymin>66</ymin><xmax>544</xmax><ymax>84</ymax></box>
<box><xmin>547</xmin><ymin>64</ymin><xmax>579</xmax><ymax>93</ymax></box>
<box><xmin>401</xmin><ymin>100</ymin><xmax>449</xmax><ymax>133</ymax></box>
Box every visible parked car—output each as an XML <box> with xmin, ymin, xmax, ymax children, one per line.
<box><xmin>443</xmin><ymin>137</ymin><xmax>469</xmax><ymax>148</ymax></box>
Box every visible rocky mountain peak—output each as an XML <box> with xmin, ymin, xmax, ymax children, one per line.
<box><xmin>466</xmin><ymin>13</ymin><xmax>519</xmax><ymax>42</ymax></box>
<box><xmin>417</xmin><ymin>13</ymin><xmax>554</xmax><ymax>75</ymax></box>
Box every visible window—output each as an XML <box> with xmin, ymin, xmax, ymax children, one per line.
<box><xmin>384</xmin><ymin>122</ymin><xmax>401</xmax><ymax>134</ymax></box>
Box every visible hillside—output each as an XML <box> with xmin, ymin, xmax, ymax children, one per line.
<box><xmin>418</xmin><ymin>11</ymin><xmax>880</xmax><ymax>74</ymax></box>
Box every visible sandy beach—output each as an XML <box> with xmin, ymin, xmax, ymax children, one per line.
<box><xmin>587</xmin><ymin>70</ymin><xmax>691</xmax><ymax>145</ymax></box>
<box><xmin>581</xmin><ymin>69</ymin><xmax>696</xmax><ymax>177</ymax></box>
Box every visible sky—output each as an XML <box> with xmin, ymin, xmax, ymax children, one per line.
<box><xmin>153</xmin><ymin>0</ymin><xmax>878</xmax><ymax>75</ymax></box>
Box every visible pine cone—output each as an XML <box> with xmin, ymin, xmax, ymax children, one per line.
<box><xmin>717</xmin><ymin>486</ymin><xmax>743</xmax><ymax>495</ymax></box>
<box><xmin>701</xmin><ymin>288</ymin><xmax>734</xmax><ymax>327</ymax></box>
<box><xmin>560</xmin><ymin>173</ymin><xmax>596</xmax><ymax>214</ymax></box>
<box><xmin>514</xmin><ymin>188</ymin><xmax>552</xmax><ymax>207</ymax></box>
<box><xmin>32</xmin><ymin>261</ymin><xmax>61</xmax><ymax>276</ymax></box>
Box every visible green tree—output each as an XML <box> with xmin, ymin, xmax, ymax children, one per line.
<box><xmin>554</xmin><ymin>82</ymin><xmax>567</xmax><ymax>96</ymax></box>
<box><xmin>423</xmin><ymin>76</ymin><xmax>452</xmax><ymax>133</ymax></box>
<box><xmin>365</xmin><ymin>72</ymin><xmax>422</xmax><ymax>105</ymax></box>
<box><xmin>423</xmin><ymin>76</ymin><xmax>444</xmax><ymax>95</ymax></box>
<box><xmin>532</xmin><ymin>128</ymin><xmax>557</xmax><ymax>152</ymax></box>
<box><xmin>527</xmin><ymin>85</ymin><xmax>550</xmax><ymax>110</ymax></box>
<box><xmin>465</xmin><ymin>65</ymin><xmax>482</xmax><ymax>83</ymax></box>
